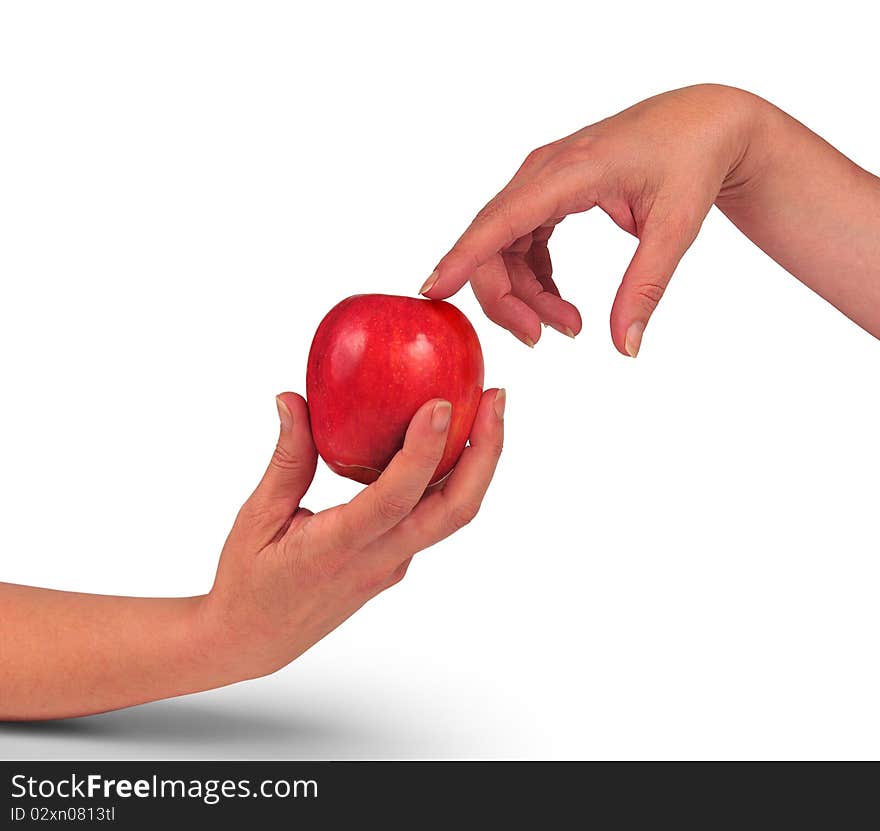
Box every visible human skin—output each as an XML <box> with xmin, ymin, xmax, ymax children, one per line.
<box><xmin>0</xmin><ymin>390</ymin><xmax>505</xmax><ymax>720</ymax></box>
<box><xmin>421</xmin><ymin>84</ymin><xmax>880</xmax><ymax>355</ymax></box>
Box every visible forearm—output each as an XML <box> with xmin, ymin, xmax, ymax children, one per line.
<box><xmin>717</xmin><ymin>90</ymin><xmax>880</xmax><ymax>337</ymax></box>
<box><xmin>0</xmin><ymin>583</ymin><xmax>235</xmax><ymax>720</ymax></box>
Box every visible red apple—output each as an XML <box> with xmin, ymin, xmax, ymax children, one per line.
<box><xmin>306</xmin><ymin>294</ymin><xmax>484</xmax><ymax>485</ymax></box>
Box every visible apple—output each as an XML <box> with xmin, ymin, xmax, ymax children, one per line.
<box><xmin>306</xmin><ymin>294</ymin><xmax>484</xmax><ymax>485</ymax></box>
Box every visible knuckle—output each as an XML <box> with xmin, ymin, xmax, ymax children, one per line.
<box><xmin>447</xmin><ymin>499</ymin><xmax>481</xmax><ymax>532</ymax></box>
<box><xmin>475</xmin><ymin>199</ymin><xmax>517</xmax><ymax>243</ymax></box>
<box><xmin>483</xmin><ymin>305</ymin><xmax>515</xmax><ymax>331</ymax></box>
<box><xmin>524</xmin><ymin>138</ymin><xmax>570</xmax><ymax>167</ymax></box>
<box><xmin>541</xmin><ymin>150</ymin><xmax>576</xmax><ymax>178</ymax></box>
<box><xmin>386</xmin><ymin>560</ymin><xmax>410</xmax><ymax>588</ymax></box>
<box><xmin>374</xmin><ymin>488</ymin><xmax>414</xmax><ymax>523</ymax></box>
<box><xmin>236</xmin><ymin>496</ymin><xmax>282</xmax><ymax>530</ymax></box>
<box><xmin>447</xmin><ymin>242</ymin><xmax>482</xmax><ymax>278</ymax></box>
<box><xmin>271</xmin><ymin>442</ymin><xmax>303</xmax><ymax>473</ymax></box>
<box><xmin>531</xmin><ymin>224</ymin><xmax>555</xmax><ymax>244</ymax></box>
<box><xmin>475</xmin><ymin>197</ymin><xmax>505</xmax><ymax>224</ymax></box>
<box><xmin>522</xmin><ymin>146</ymin><xmax>548</xmax><ymax>168</ymax></box>
<box><xmin>504</xmin><ymin>264</ymin><xmax>543</xmax><ymax>299</ymax></box>
<box><xmin>633</xmin><ymin>281</ymin><xmax>667</xmax><ymax>313</ymax></box>
<box><xmin>354</xmin><ymin>565</ymin><xmax>396</xmax><ymax>596</ymax></box>
<box><xmin>573</xmin><ymin>132</ymin><xmax>604</xmax><ymax>156</ymax></box>
<box><xmin>505</xmin><ymin>233</ymin><xmax>533</xmax><ymax>255</ymax></box>
<box><xmin>400</xmin><ymin>444</ymin><xmax>444</xmax><ymax>476</ymax></box>
<box><xmin>548</xmin><ymin>135</ymin><xmax>597</xmax><ymax>169</ymax></box>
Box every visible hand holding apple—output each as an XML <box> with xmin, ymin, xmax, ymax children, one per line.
<box><xmin>0</xmin><ymin>307</ymin><xmax>505</xmax><ymax>720</ymax></box>
<box><xmin>200</xmin><ymin>385</ymin><xmax>505</xmax><ymax>682</ymax></box>
<box><xmin>205</xmin><ymin>295</ymin><xmax>500</xmax><ymax>683</ymax></box>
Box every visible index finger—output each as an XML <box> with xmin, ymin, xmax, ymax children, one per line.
<box><xmin>423</xmin><ymin>182</ymin><xmax>564</xmax><ymax>300</ymax></box>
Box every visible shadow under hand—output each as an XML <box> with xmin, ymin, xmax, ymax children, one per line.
<box><xmin>0</xmin><ymin>692</ymin><xmax>358</xmax><ymax>754</ymax></box>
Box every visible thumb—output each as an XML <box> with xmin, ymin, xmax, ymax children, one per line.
<box><xmin>609</xmin><ymin>220</ymin><xmax>696</xmax><ymax>358</ymax></box>
<box><xmin>245</xmin><ymin>393</ymin><xmax>318</xmax><ymax>536</ymax></box>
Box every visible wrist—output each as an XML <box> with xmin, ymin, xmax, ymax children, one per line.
<box><xmin>191</xmin><ymin>590</ymin><xmax>285</xmax><ymax>685</ymax></box>
<box><xmin>705</xmin><ymin>84</ymin><xmax>775</xmax><ymax>205</ymax></box>
<box><xmin>186</xmin><ymin>593</ymin><xmax>259</xmax><ymax>688</ymax></box>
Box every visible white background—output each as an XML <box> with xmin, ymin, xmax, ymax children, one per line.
<box><xmin>1</xmin><ymin>1</ymin><xmax>878</xmax><ymax>760</ymax></box>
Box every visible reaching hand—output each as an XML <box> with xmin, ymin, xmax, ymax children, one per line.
<box><xmin>421</xmin><ymin>84</ymin><xmax>761</xmax><ymax>356</ymax></box>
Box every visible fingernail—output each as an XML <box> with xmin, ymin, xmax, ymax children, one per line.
<box><xmin>625</xmin><ymin>321</ymin><xmax>646</xmax><ymax>358</ymax></box>
<box><xmin>550</xmin><ymin>323</ymin><xmax>576</xmax><ymax>339</ymax></box>
<box><xmin>494</xmin><ymin>388</ymin><xmax>506</xmax><ymax>420</ymax></box>
<box><xmin>420</xmin><ymin>270</ymin><xmax>440</xmax><ymax>296</ymax></box>
<box><xmin>516</xmin><ymin>333</ymin><xmax>536</xmax><ymax>348</ymax></box>
<box><xmin>276</xmin><ymin>396</ymin><xmax>293</xmax><ymax>431</ymax></box>
<box><xmin>431</xmin><ymin>400</ymin><xmax>452</xmax><ymax>432</ymax></box>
